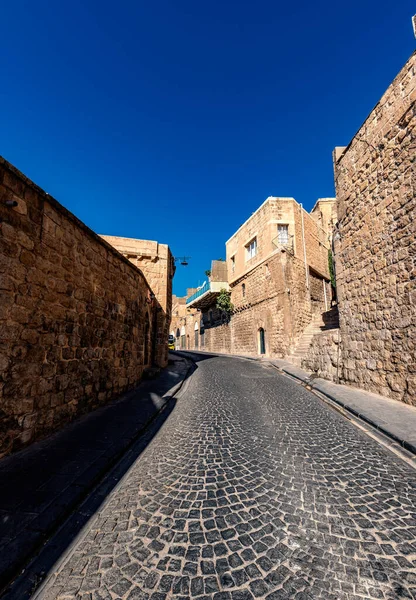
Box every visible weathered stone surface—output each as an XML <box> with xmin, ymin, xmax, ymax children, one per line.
<box><xmin>334</xmin><ymin>52</ymin><xmax>416</xmax><ymax>405</ymax></box>
<box><xmin>302</xmin><ymin>329</ymin><xmax>341</xmax><ymax>382</ymax></box>
<box><xmin>173</xmin><ymin>198</ymin><xmax>335</xmax><ymax>358</ymax></box>
<box><xmin>0</xmin><ymin>157</ymin><xmax>171</xmax><ymax>457</ymax></box>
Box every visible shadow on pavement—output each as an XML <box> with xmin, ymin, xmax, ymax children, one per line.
<box><xmin>0</xmin><ymin>355</ymin><xmax>194</xmax><ymax>599</ymax></box>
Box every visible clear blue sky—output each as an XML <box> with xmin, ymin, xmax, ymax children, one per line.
<box><xmin>2</xmin><ymin>1</ymin><xmax>415</xmax><ymax>296</ymax></box>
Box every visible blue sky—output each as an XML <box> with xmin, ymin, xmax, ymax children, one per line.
<box><xmin>1</xmin><ymin>1</ymin><xmax>415</xmax><ymax>296</ymax></box>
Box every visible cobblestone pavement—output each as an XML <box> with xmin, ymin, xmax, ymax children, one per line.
<box><xmin>37</xmin><ymin>355</ymin><xmax>416</xmax><ymax>600</ymax></box>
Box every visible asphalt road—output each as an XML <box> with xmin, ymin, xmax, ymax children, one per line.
<box><xmin>36</xmin><ymin>354</ymin><xmax>416</xmax><ymax>600</ymax></box>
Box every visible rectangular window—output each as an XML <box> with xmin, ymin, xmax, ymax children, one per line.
<box><xmin>230</xmin><ymin>255</ymin><xmax>235</xmax><ymax>273</ymax></box>
<box><xmin>245</xmin><ymin>238</ymin><xmax>257</xmax><ymax>261</ymax></box>
<box><xmin>277</xmin><ymin>225</ymin><xmax>289</xmax><ymax>244</ymax></box>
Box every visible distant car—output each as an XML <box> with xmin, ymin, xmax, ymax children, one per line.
<box><xmin>168</xmin><ymin>334</ymin><xmax>175</xmax><ymax>350</ymax></box>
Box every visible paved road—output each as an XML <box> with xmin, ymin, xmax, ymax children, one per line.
<box><xmin>37</xmin><ymin>354</ymin><xmax>416</xmax><ymax>600</ymax></box>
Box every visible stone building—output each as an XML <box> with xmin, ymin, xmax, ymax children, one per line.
<box><xmin>331</xmin><ymin>50</ymin><xmax>416</xmax><ymax>405</ymax></box>
<box><xmin>185</xmin><ymin>197</ymin><xmax>336</xmax><ymax>357</ymax></box>
<box><xmin>226</xmin><ymin>197</ymin><xmax>335</xmax><ymax>357</ymax></box>
<box><xmin>170</xmin><ymin>294</ymin><xmax>197</xmax><ymax>350</ymax></box>
<box><xmin>100</xmin><ymin>236</ymin><xmax>175</xmax><ymax>368</ymax></box>
<box><xmin>0</xmin><ymin>156</ymin><xmax>173</xmax><ymax>456</ymax></box>
<box><xmin>184</xmin><ymin>260</ymin><xmax>230</xmax><ymax>353</ymax></box>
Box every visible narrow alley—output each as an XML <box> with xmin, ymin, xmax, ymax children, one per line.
<box><xmin>36</xmin><ymin>354</ymin><xmax>416</xmax><ymax>600</ymax></box>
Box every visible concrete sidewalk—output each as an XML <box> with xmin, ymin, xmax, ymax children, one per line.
<box><xmin>271</xmin><ymin>358</ymin><xmax>416</xmax><ymax>456</ymax></box>
<box><xmin>0</xmin><ymin>354</ymin><xmax>191</xmax><ymax>596</ymax></box>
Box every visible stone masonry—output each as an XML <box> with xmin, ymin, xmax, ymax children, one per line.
<box><xmin>302</xmin><ymin>329</ymin><xmax>342</xmax><ymax>382</ymax></box>
<box><xmin>334</xmin><ymin>51</ymin><xmax>416</xmax><ymax>405</ymax></box>
<box><xmin>0</xmin><ymin>157</ymin><xmax>172</xmax><ymax>457</ymax></box>
<box><xmin>225</xmin><ymin>197</ymin><xmax>334</xmax><ymax>357</ymax></box>
<box><xmin>100</xmin><ymin>236</ymin><xmax>175</xmax><ymax>368</ymax></box>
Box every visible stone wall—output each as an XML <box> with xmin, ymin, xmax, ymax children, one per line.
<box><xmin>334</xmin><ymin>51</ymin><xmax>416</xmax><ymax>405</ymax></box>
<box><xmin>203</xmin><ymin>316</ymin><xmax>231</xmax><ymax>354</ymax></box>
<box><xmin>0</xmin><ymin>157</ymin><xmax>167</xmax><ymax>456</ymax></box>
<box><xmin>230</xmin><ymin>250</ymin><xmax>312</xmax><ymax>357</ymax></box>
<box><xmin>302</xmin><ymin>329</ymin><xmax>342</xmax><ymax>382</ymax></box>
<box><xmin>100</xmin><ymin>236</ymin><xmax>175</xmax><ymax>368</ymax></box>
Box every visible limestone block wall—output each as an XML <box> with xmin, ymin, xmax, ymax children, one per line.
<box><xmin>100</xmin><ymin>236</ymin><xmax>174</xmax><ymax>369</ymax></box>
<box><xmin>230</xmin><ymin>251</ymin><xmax>313</xmax><ymax>357</ymax></box>
<box><xmin>204</xmin><ymin>320</ymin><xmax>231</xmax><ymax>354</ymax></box>
<box><xmin>302</xmin><ymin>329</ymin><xmax>342</xmax><ymax>382</ymax></box>
<box><xmin>293</xmin><ymin>203</ymin><xmax>329</xmax><ymax>279</ymax></box>
<box><xmin>0</xmin><ymin>157</ymin><xmax>162</xmax><ymax>456</ymax></box>
<box><xmin>334</xmin><ymin>51</ymin><xmax>416</xmax><ymax>405</ymax></box>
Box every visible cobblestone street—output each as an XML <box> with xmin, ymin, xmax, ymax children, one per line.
<box><xmin>37</xmin><ymin>354</ymin><xmax>416</xmax><ymax>600</ymax></box>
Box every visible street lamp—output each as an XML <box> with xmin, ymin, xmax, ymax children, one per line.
<box><xmin>175</xmin><ymin>256</ymin><xmax>191</xmax><ymax>266</ymax></box>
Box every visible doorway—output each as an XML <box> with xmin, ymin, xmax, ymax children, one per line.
<box><xmin>259</xmin><ymin>328</ymin><xmax>266</xmax><ymax>355</ymax></box>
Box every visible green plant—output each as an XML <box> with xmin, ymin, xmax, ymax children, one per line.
<box><xmin>328</xmin><ymin>249</ymin><xmax>336</xmax><ymax>289</ymax></box>
<box><xmin>216</xmin><ymin>289</ymin><xmax>234</xmax><ymax>316</ymax></box>
<box><xmin>205</xmin><ymin>269</ymin><xmax>211</xmax><ymax>277</ymax></box>
<box><xmin>216</xmin><ymin>258</ymin><xmax>225</xmax><ymax>261</ymax></box>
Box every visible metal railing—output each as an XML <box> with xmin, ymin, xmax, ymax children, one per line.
<box><xmin>186</xmin><ymin>281</ymin><xmax>210</xmax><ymax>305</ymax></box>
<box><xmin>272</xmin><ymin>234</ymin><xmax>294</xmax><ymax>254</ymax></box>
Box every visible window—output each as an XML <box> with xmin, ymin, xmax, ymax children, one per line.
<box><xmin>277</xmin><ymin>224</ymin><xmax>289</xmax><ymax>245</ymax></box>
<box><xmin>245</xmin><ymin>237</ymin><xmax>257</xmax><ymax>261</ymax></box>
<box><xmin>209</xmin><ymin>310</ymin><xmax>214</xmax><ymax>325</ymax></box>
<box><xmin>242</xmin><ymin>283</ymin><xmax>246</xmax><ymax>298</ymax></box>
<box><xmin>230</xmin><ymin>255</ymin><xmax>235</xmax><ymax>274</ymax></box>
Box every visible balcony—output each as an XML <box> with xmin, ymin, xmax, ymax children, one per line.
<box><xmin>272</xmin><ymin>233</ymin><xmax>294</xmax><ymax>255</ymax></box>
<box><xmin>186</xmin><ymin>280</ymin><xmax>229</xmax><ymax>309</ymax></box>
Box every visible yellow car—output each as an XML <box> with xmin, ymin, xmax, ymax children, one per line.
<box><xmin>168</xmin><ymin>335</ymin><xmax>175</xmax><ymax>350</ymax></box>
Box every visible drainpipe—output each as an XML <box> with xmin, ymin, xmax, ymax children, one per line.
<box><xmin>300</xmin><ymin>204</ymin><xmax>309</xmax><ymax>290</ymax></box>
<box><xmin>323</xmin><ymin>279</ymin><xmax>328</xmax><ymax>312</ymax></box>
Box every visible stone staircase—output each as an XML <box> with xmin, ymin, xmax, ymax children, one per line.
<box><xmin>287</xmin><ymin>306</ymin><xmax>339</xmax><ymax>367</ymax></box>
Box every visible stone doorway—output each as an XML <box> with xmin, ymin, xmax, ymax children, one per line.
<box><xmin>259</xmin><ymin>328</ymin><xmax>266</xmax><ymax>355</ymax></box>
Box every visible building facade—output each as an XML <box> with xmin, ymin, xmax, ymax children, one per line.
<box><xmin>225</xmin><ymin>197</ymin><xmax>335</xmax><ymax>357</ymax></box>
<box><xmin>185</xmin><ymin>198</ymin><xmax>336</xmax><ymax>358</ymax></box>
<box><xmin>333</xmin><ymin>50</ymin><xmax>416</xmax><ymax>405</ymax></box>
<box><xmin>100</xmin><ymin>236</ymin><xmax>175</xmax><ymax>368</ymax></box>
<box><xmin>183</xmin><ymin>260</ymin><xmax>230</xmax><ymax>353</ymax></box>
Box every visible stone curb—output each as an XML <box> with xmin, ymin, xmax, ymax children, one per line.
<box><xmin>311</xmin><ymin>380</ymin><xmax>416</xmax><ymax>456</ymax></box>
<box><xmin>0</xmin><ymin>356</ymin><xmax>194</xmax><ymax>599</ymax></box>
